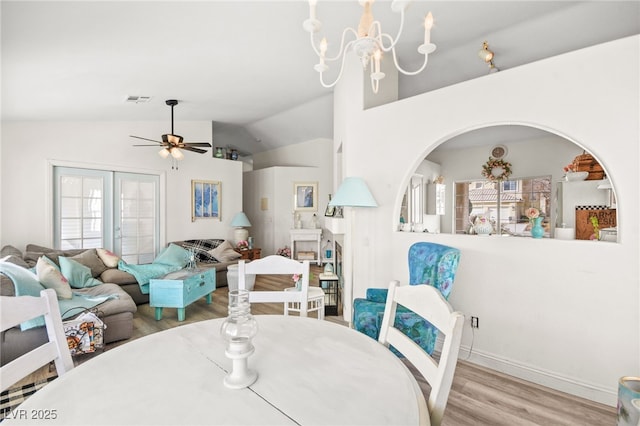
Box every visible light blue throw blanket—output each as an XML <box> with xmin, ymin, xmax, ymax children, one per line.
<box><xmin>117</xmin><ymin>261</ymin><xmax>182</xmax><ymax>294</ymax></box>
<box><xmin>0</xmin><ymin>258</ymin><xmax>116</xmax><ymax>331</ymax></box>
<box><xmin>116</xmin><ymin>242</ymin><xmax>191</xmax><ymax>294</ymax></box>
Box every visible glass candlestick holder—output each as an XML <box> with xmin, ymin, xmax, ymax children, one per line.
<box><xmin>220</xmin><ymin>289</ymin><xmax>258</xmax><ymax>389</ymax></box>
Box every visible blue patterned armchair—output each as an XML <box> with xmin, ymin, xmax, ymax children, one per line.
<box><xmin>352</xmin><ymin>242</ymin><xmax>461</xmax><ymax>355</ymax></box>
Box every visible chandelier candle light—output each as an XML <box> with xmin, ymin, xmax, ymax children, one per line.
<box><xmin>303</xmin><ymin>0</ymin><xmax>436</xmax><ymax>94</ymax></box>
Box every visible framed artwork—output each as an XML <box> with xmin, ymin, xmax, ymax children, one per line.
<box><xmin>324</xmin><ymin>204</ymin><xmax>335</xmax><ymax>217</ymax></box>
<box><xmin>191</xmin><ymin>180</ymin><xmax>221</xmax><ymax>222</ymax></box>
<box><xmin>294</xmin><ymin>182</ymin><xmax>318</xmax><ymax>212</ymax></box>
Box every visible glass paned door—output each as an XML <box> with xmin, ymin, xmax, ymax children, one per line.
<box><xmin>54</xmin><ymin>168</ymin><xmax>112</xmax><ymax>250</ymax></box>
<box><xmin>115</xmin><ymin>172</ymin><xmax>160</xmax><ymax>264</ymax></box>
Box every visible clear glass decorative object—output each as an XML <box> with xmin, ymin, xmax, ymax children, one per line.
<box><xmin>220</xmin><ymin>289</ymin><xmax>258</xmax><ymax>389</ymax></box>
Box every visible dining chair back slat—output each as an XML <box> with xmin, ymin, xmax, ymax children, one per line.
<box><xmin>378</xmin><ymin>280</ymin><xmax>464</xmax><ymax>426</ymax></box>
<box><xmin>0</xmin><ymin>288</ymin><xmax>74</xmax><ymax>391</ymax></box>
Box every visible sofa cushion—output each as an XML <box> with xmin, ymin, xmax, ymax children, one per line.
<box><xmin>210</xmin><ymin>240</ymin><xmax>242</xmax><ymax>262</ymax></box>
<box><xmin>97</xmin><ymin>248</ymin><xmax>120</xmax><ymax>268</ymax></box>
<box><xmin>59</xmin><ymin>257</ymin><xmax>102</xmax><ymax>288</ymax></box>
<box><xmin>100</xmin><ymin>268</ymin><xmax>137</xmax><ymax>285</ymax></box>
<box><xmin>71</xmin><ymin>283</ymin><xmax>137</xmax><ymax>317</ymax></box>
<box><xmin>70</xmin><ymin>249</ymin><xmax>108</xmax><ymax>277</ymax></box>
<box><xmin>36</xmin><ymin>256</ymin><xmax>72</xmax><ymax>299</ymax></box>
<box><xmin>1</xmin><ymin>245</ymin><xmax>23</xmax><ymax>258</ymax></box>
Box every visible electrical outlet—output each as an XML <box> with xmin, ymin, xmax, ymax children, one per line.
<box><xmin>471</xmin><ymin>316</ymin><xmax>479</xmax><ymax>328</ymax></box>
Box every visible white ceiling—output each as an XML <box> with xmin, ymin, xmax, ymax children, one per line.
<box><xmin>2</xmin><ymin>1</ymin><xmax>639</xmax><ymax>154</ymax></box>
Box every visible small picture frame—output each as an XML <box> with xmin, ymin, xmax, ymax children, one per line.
<box><xmin>324</xmin><ymin>204</ymin><xmax>336</xmax><ymax>217</ymax></box>
<box><xmin>191</xmin><ymin>180</ymin><xmax>221</xmax><ymax>222</ymax></box>
<box><xmin>293</xmin><ymin>182</ymin><xmax>318</xmax><ymax>212</ymax></box>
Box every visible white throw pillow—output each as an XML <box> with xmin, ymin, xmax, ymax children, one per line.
<box><xmin>210</xmin><ymin>240</ymin><xmax>242</xmax><ymax>262</ymax></box>
<box><xmin>97</xmin><ymin>248</ymin><xmax>120</xmax><ymax>268</ymax></box>
<box><xmin>36</xmin><ymin>256</ymin><xmax>73</xmax><ymax>299</ymax></box>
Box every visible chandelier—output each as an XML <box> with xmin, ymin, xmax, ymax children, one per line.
<box><xmin>303</xmin><ymin>0</ymin><xmax>436</xmax><ymax>94</ymax></box>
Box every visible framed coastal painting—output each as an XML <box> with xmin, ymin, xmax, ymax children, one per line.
<box><xmin>191</xmin><ymin>180</ymin><xmax>221</xmax><ymax>222</ymax></box>
<box><xmin>294</xmin><ymin>182</ymin><xmax>318</xmax><ymax>212</ymax></box>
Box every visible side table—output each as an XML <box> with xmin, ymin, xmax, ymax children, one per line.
<box><xmin>149</xmin><ymin>268</ymin><xmax>216</xmax><ymax>321</ymax></box>
<box><xmin>235</xmin><ymin>247</ymin><xmax>261</xmax><ymax>260</ymax></box>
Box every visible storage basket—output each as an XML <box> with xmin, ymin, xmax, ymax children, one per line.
<box><xmin>61</xmin><ymin>307</ymin><xmax>106</xmax><ymax>356</ymax></box>
<box><xmin>572</xmin><ymin>152</ymin><xmax>604</xmax><ymax>180</ymax></box>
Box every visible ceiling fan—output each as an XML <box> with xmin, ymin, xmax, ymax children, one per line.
<box><xmin>130</xmin><ymin>99</ymin><xmax>212</xmax><ymax>161</ymax></box>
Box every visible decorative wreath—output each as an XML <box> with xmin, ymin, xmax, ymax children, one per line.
<box><xmin>481</xmin><ymin>157</ymin><xmax>512</xmax><ymax>181</ymax></box>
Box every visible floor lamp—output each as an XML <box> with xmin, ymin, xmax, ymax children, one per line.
<box><xmin>328</xmin><ymin>177</ymin><xmax>378</xmax><ymax>325</ymax></box>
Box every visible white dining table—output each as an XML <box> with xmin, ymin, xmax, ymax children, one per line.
<box><xmin>4</xmin><ymin>315</ymin><xmax>429</xmax><ymax>425</ymax></box>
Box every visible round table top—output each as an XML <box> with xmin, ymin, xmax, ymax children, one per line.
<box><xmin>5</xmin><ymin>315</ymin><xmax>428</xmax><ymax>425</ymax></box>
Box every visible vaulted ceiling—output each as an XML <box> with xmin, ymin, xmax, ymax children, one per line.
<box><xmin>2</xmin><ymin>1</ymin><xmax>638</xmax><ymax>155</ymax></box>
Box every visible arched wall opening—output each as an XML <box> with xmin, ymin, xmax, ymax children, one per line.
<box><xmin>394</xmin><ymin>123</ymin><xmax>617</xmax><ymax>242</ymax></box>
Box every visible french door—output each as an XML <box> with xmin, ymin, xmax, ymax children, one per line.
<box><xmin>53</xmin><ymin>167</ymin><xmax>160</xmax><ymax>262</ymax></box>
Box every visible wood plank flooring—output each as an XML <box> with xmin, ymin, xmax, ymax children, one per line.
<box><xmin>18</xmin><ymin>265</ymin><xmax>616</xmax><ymax>425</ymax></box>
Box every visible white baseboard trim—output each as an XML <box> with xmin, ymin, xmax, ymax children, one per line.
<box><xmin>456</xmin><ymin>344</ymin><xmax>618</xmax><ymax>407</ymax></box>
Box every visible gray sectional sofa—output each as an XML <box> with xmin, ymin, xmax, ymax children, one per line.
<box><xmin>0</xmin><ymin>239</ymin><xmax>240</xmax><ymax>365</ymax></box>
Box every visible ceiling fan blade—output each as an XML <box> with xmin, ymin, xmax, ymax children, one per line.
<box><xmin>133</xmin><ymin>144</ymin><xmax>165</xmax><ymax>147</ymax></box>
<box><xmin>183</xmin><ymin>142</ymin><xmax>212</xmax><ymax>147</ymax></box>
<box><xmin>181</xmin><ymin>146</ymin><xmax>208</xmax><ymax>154</ymax></box>
<box><xmin>130</xmin><ymin>135</ymin><xmax>163</xmax><ymax>144</ymax></box>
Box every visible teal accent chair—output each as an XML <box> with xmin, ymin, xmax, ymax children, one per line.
<box><xmin>352</xmin><ymin>242</ymin><xmax>461</xmax><ymax>355</ymax></box>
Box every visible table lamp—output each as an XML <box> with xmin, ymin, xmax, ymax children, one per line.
<box><xmin>231</xmin><ymin>212</ymin><xmax>252</xmax><ymax>245</ymax></box>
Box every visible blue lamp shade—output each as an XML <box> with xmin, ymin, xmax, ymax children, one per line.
<box><xmin>328</xmin><ymin>177</ymin><xmax>378</xmax><ymax>208</ymax></box>
<box><xmin>230</xmin><ymin>212</ymin><xmax>252</xmax><ymax>228</ymax></box>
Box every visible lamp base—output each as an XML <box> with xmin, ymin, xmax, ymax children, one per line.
<box><xmin>234</xmin><ymin>228</ymin><xmax>249</xmax><ymax>245</ymax></box>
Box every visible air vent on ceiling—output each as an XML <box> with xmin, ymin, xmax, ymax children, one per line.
<box><xmin>125</xmin><ymin>96</ymin><xmax>152</xmax><ymax>103</ymax></box>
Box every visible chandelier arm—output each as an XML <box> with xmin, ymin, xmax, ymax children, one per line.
<box><xmin>321</xmin><ymin>27</ymin><xmax>360</xmax><ymax>63</ymax></box>
<box><xmin>380</xmin><ymin>32</ymin><xmax>432</xmax><ymax>76</ymax></box>
<box><xmin>388</xmin><ymin>42</ymin><xmax>430</xmax><ymax>76</ymax></box>
<box><xmin>318</xmin><ymin>40</ymin><xmax>356</xmax><ymax>88</ymax></box>
<box><xmin>309</xmin><ymin>31</ymin><xmax>322</xmax><ymax>57</ymax></box>
<box><xmin>375</xmin><ymin>8</ymin><xmax>406</xmax><ymax>52</ymax></box>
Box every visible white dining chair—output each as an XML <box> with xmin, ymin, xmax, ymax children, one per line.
<box><xmin>238</xmin><ymin>256</ymin><xmax>324</xmax><ymax>319</ymax></box>
<box><xmin>378</xmin><ymin>280</ymin><xmax>464</xmax><ymax>426</ymax></box>
<box><xmin>1</xmin><ymin>288</ymin><xmax>74</xmax><ymax>391</ymax></box>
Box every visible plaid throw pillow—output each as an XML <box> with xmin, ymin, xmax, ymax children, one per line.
<box><xmin>176</xmin><ymin>239</ymin><xmax>224</xmax><ymax>263</ymax></box>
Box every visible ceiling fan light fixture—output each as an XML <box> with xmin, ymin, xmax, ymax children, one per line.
<box><xmin>170</xmin><ymin>147</ymin><xmax>184</xmax><ymax>160</ymax></box>
<box><xmin>158</xmin><ymin>148</ymin><xmax>171</xmax><ymax>159</ymax></box>
<box><xmin>163</xmin><ymin>133</ymin><xmax>184</xmax><ymax>145</ymax></box>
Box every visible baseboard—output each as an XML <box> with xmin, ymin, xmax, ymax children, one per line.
<box><xmin>457</xmin><ymin>344</ymin><xmax>618</xmax><ymax>407</ymax></box>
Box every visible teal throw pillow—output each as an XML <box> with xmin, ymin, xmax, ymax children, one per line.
<box><xmin>59</xmin><ymin>256</ymin><xmax>102</xmax><ymax>288</ymax></box>
<box><xmin>0</xmin><ymin>258</ymin><xmax>45</xmax><ymax>297</ymax></box>
<box><xmin>154</xmin><ymin>243</ymin><xmax>189</xmax><ymax>267</ymax></box>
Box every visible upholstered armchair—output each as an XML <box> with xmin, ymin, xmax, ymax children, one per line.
<box><xmin>352</xmin><ymin>242</ymin><xmax>461</xmax><ymax>355</ymax></box>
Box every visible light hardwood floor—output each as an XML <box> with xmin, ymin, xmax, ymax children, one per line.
<box><xmin>21</xmin><ymin>265</ymin><xmax>616</xmax><ymax>425</ymax></box>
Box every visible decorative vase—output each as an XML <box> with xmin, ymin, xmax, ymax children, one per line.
<box><xmin>531</xmin><ymin>217</ymin><xmax>544</xmax><ymax>239</ymax></box>
<box><xmin>473</xmin><ymin>215</ymin><xmax>493</xmax><ymax>236</ymax></box>
<box><xmin>214</xmin><ymin>147</ymin><xmax>224</xmax><ymax>158</ymax></box>
<box><xmin>220</xmin><ymin>289</ymin><xmax>258</xmax><ymax>389</ymax></box>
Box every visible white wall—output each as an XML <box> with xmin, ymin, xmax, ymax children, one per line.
<box><xmin>339</xmin><ymin>36</ymin><xmax>639</xmax><ymax>405</ymax></box>
<box><xmin>247</xmin><ymin>139</ymin><xmax>333</xmax><ymax>256</ymax></box>
<box><xmin>244</xmin><ymin>165</ymin><xmax>331</xmax><ymax>256</ymax></box>
<box><xmin>1</xmin><ymin>120</ymin><xmax>243</xmax><ymax>251</ymax></box>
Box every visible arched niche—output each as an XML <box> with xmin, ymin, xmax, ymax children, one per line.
<box><xmin>396</xmin><ymin>124</ymin><xmax>618</xmax><ymax>242</ymax></box>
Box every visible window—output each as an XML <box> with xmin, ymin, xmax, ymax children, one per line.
<box><xmin>454</xmin><ymin>176</ymin><xmax>552</xmax><ymax>236</ymax></box>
